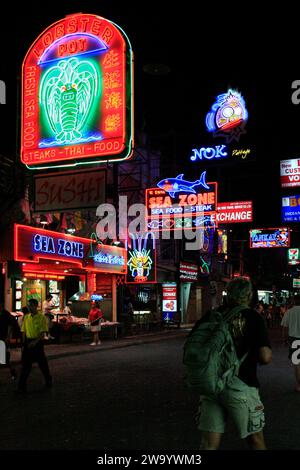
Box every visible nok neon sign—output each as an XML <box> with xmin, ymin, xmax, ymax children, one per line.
<box><xmin>190</xmin><ymin>145</ymin><xmax>228</xmax><ymax>162</ymax></box>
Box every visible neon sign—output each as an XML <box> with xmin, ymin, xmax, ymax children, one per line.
<box><xmin>282</xmin><ymin>195</ymin><xmax>300</xmax><ymax>222</ymax></box>
<box><xmin>157</xmin><ymin>172</ymin><xmax>209</xmax><ymax>198</ymax></box>
<box><xmin>21</xmin><ymin>13</ymin><xmax>134</xmax><ymax>169</ymax></box>
<box><xmin>126</xmin><ymin>233</ymin><xmax>156</xmax><ymax>284</ymax></box>
<box><xmin>206</xmin><ymin>89</ymin><xmax>248</xmax><ymax>143</ymax></box>
<box><xmin>249</xmin><ymin>228</ymin><xmax>290</xmax><ymax>249</ymax></box>
<box><xmin>94</xmin><ymin>252</ymin><xmax>125</xmax><ymax>266</ymax></box>
<box><xmin>146</xmin><ymin>182</ymin><xmax>217</xmax><ymax>232</ymax></box>
<box><xmin>14</xmin><ymin>224</ymin><xmax>127</xmax><ymax>274</ymax></box>
<box><xmin>288</xmin><ymin>249</ymin><xmax>300</xmax><ymax>265</ymax></box>
<box><xmin>190</xmin><ymin>145</ymin><xmax>227</xmax><ymax>162</ymax></box>
<box><xmin>280</xmin><ymin>159</ymin><xmax>300</xmax><ymax>188</ymax></box>
<box><xmin>33</xmin><ymin>234</ymin><xmax>84</xmax><ymax>258</ymax></box>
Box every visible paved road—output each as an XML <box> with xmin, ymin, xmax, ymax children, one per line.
<box><xmin>0</xmin><ymin>329</ymin><xmax>299</xmax><ymax>450</ymax></box>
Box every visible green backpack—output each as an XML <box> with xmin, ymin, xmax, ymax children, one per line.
<box><xmin>183</xmin><ymin>306</ymin><xmax>248</xmax><ymax>395</ymax></box>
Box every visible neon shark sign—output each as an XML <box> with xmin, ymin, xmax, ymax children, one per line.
<box><xmin>157</xmin><ymin>171</ymin><xmax>210</xmax><ymax>198</ymax></box>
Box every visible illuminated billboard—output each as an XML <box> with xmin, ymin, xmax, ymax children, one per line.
<box><xmin>282</xmin><ymin>195</ymin><xmax>300</xmax><ymax>222</ymax></box>
<box><xmin>249</xmin><ymin>228</ymin><xmax>290</xmax><ymax>249</ymax></box>
<box><xmin>21</xmin><ymin>13</ymin><xmax>133</xmax><ymax>169</ymax></box>
<box><xmin>288</xmin><ymin>249</ymin><xmax>300</xmax><ymax>265</ymax></box>
<box><xmin>280</xmin><ymin>159</ymin><xmax>300</xmax><ymax>188</ymax></box>
<box><xmin>146</xmin><ymin>174</ymin><xmax>217</xmax><ymax>231</ymax></box>
<box><xmin>212</xmin><ymin>201</ymin><xmax>253</xmax><ymax>224</ymax></box>
<box><xmin>179</xmin><ymin>261</ymin><xmax>198</xmax><ymax>281</ymax></box>
<box><xmin>206</xmin><ymin>89</ymin><xmax>248</xmax><ymax>143</ymax></box>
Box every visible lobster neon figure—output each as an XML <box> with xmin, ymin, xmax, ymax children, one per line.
<box><xmin>127</xmin><ymin>233</ymin><xmax>155</xmax><ymax>283</ymax></box>
<box><xmin>39</xmin><ymin>58</ymin><xmax>100</xmax><ymax>146</ymax></box>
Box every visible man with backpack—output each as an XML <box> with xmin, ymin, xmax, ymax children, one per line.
<box><xmin>184</xmin><ymin>277</ymin><xmax>272</xmax><ymax>450</ymax></box>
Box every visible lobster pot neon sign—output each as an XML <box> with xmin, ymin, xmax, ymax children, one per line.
<box><xmin>21</xmin><ymin>13</ymin><xmax>133</xmax><ymax>169</ymax></box>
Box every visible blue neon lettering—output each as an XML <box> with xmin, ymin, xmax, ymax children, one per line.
<box><xmin>33</xmin><ymin>234</ymin><xmax>55</xmax><ymax>254</ymax></box>
<box><xmin>57</xmin><ymin>239</ymin><xmax>84</xmax><ymax>258</ymax></box>
<box><xmin>190</xmin><ymin>145</ymin><xmax>227</xmax><ymax>161</ymax></box>
<box><xmin>94</xmin><ymin>252</ymin><xmax>125</xmax><ymax>266</ymax></box>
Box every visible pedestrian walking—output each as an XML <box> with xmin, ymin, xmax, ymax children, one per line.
<box><xmin>42</xmin><ymin>294</ymin><xmax>55</xmax><ymax>340</ymax></box>
<box><xmin>17</xmin><ymin>298</ymin><xmax>52</xmax><ymax>393</ymax></box>
<box><xmin>281</xmin><ymin>296</ymin><xmax>300</xmax><ymax>392</ymax></box>
<box><xmin>0</xmin><ymin>303</ymin><xmax>19</xmax><ymax>381</ymax></box>
<box><xmin>88</xmin><ymin>301</ymin><xmax>103</xmax><ymax>346</ymax></box>
<box><xmin>191</xmin><ymin>277</ymin><xmax>272</xmax><ymax>450</ymax></box>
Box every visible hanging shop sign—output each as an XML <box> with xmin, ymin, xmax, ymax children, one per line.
<box><xmin>162</xmin><ymin>283</ymin><xmax>177</xmax><ymax>321</ymax></box>
<box><xmin>179</xmin><ymin>261</ymin><xmax>198</xmax><ymax>282</ymax></box>
<box><xmin>249</xmin><ymin>227</ymin><xmax>290</xmax><ymax>249</ymax></box>
<box><xmin>280</xmin><ymin>159</ymin><xmax>300</xmax><ymax>188</ymax></box>
<box><xmin>288</xmin><ymin>249</ymin><xmax>300</xmax><ymax>265</ymax></box>
<box><xmin>146</xmin><ymin>175</ymin><xmax>218</xmax><ymax>231</ymax></box>
<box><xmin>14</xmin><ymin>224</ymin><xmax>127</xmax><ymax>274</ymax></box>
<box><xmin>126</xmin><ymin>233</ymin><xmax>156</xmax><ymax>284</ymax></box>
<box><xmin>211</xmin><ymin>201</ymin><xmax>253</xmax><ymax>223</ymax></box>
<box><xmin>34</xmin><ymin>168</ymin><xmax>106</xmax><ymax>212</ymax></box>
<box><xmin>21</xmin><ymin>12</ymin><xmax>133</xmax><ymax>169</ymax></box>
<box><xmin>282</xmin><ymin>195</ymin><xmax>300</xmax><ymax>222</ymax></box>
<box><xmin>206</xmin><ymin>89</ymin><xmax>248</xmax><ymax>143</ymax></box>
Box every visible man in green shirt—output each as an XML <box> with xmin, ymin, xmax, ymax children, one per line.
<box><xmin>17</xmin><ymin>298</ymin><xmax>52</xmax><ymax>393</ymax></box>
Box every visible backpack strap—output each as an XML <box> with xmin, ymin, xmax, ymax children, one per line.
<box><xmin>223</xmin><ymin>305</ymin><xmax>249</xmax><ymax>323</ymax></box>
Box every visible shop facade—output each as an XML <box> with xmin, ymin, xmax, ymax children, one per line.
<box><xmin>1</xmin><ymin>225</ymin><xmax>127</xmax><ymax>321</ymax></box>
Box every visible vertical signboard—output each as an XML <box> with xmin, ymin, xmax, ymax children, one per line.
<box><xmin>22</xmin><ymin>13</ymin><xmax>133</xmax><ymax>169</ymax></box>
<box><xmin>162</xmin><ymin>283</ymin><xmax>177</xmax><ymax>321</ymax></box>
<box><xmin>126</xmin><ymin>233</ymin><xmax>156</xmax><ymax>284</ymax></box>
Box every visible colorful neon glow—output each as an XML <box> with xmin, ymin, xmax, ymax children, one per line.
<box><xmin>249</xmin><ymin>228</ymin><xmax>290</xmax><ymax>249</ymax></box>
<box><xmin>157</xmin><ymin>172</ymin><xmax>209</xmax><ymax>198</ymax></box>
<box><xmin>21</xmin><ymin>13</ymin><xmax>134</xmax><ymax>169</ymax></box>
<box><xmin>15</xmin><ymin>224</ymin><xmax>126</xmax><ymax>274</ymax></box>
<box><xmin>126</xmin><ymin>233</ymin><xmax>156</xmax><ymax>284</ymax></box>
<box><xmin>146</xmin><ymin>183</ymin><xmax>218</xmax><ymax>232</ymax></box>
<box><xmin>190</xmin><ymin>145</ymin><xmax>228</xmax><ymax>161</ymax></box>
<box><xmin>206</xmin><ymin>89</ymin><xmax>248</xmax><ymax>142</ymax></box>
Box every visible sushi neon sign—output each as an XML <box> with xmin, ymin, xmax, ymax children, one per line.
<box><xmin>21</xmin><ymin>13</ymin><xmax>134</xmax><ymax>169</ymax></box>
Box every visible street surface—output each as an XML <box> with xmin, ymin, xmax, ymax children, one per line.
<box><xmin>0</xmin><ymin>329</ymin><xmax>299</xmax><ymax>450</ymax></box>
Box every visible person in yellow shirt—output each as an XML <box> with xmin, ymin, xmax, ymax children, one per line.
<box><xmin>17</xmin><ymin>298</ymin><xmax>52</xmax><ymax>393</ymax></box>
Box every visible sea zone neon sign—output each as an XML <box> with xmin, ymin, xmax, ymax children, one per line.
<box><xmin>21</xmin><ymin>13</ymin><xmax>133</xmax><ymax>169</ymax></box>
<box><xmin>14</xmin><ymin>224</ymin><xmax>127</xmax><ymax>274</ymax></box>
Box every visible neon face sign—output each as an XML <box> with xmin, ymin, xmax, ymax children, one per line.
<box><xmin>21</xmin><ymin>13</ymin><xmax>134</xmax><ymax>169</ymax></box>
<box><xmin>206</xmin><ymin>89</ymin><xmax>248</xmax><ymax>142</ymax></box>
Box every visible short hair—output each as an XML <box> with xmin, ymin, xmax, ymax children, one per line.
<box><xmin>28</xmin><ymin>298</ymin><xmax>38</xmax><ymax>307</ymax></box>
<box><xmin>226</xmin><ymin>277</ymin><xmax>253</xmax><ymax>306</ymax></box>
